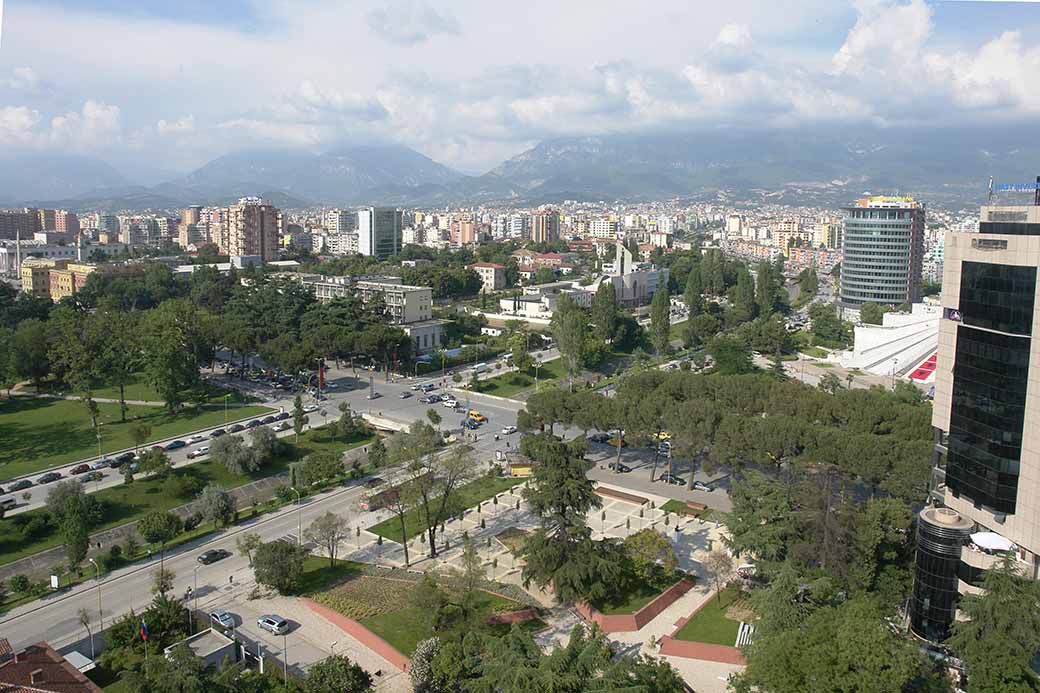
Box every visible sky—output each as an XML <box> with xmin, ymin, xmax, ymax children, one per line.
<box><xmin>0</xmin><ymin>0</ymin><xmax>1039</xmax><ymax>179</ymax></box>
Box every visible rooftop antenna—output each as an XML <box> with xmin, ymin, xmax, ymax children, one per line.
<box><xmin>1035</xmin><ymin>175</ymin><xmax>1040</xmax><ymax>207</ymax></box>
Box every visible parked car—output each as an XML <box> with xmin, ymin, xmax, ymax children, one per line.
<box><xmin>37</xmin><ymin>472</ymin><xmax>62</xmax><ymax>484</ymax></box>
<box><xmin>107</xmin><ymin>457</ymin><xmax>125</xmax><ymax>469</ymax></box>
<box><xmin>260</xmin><ymin>416</ymin><xmax>276</xmax><ymax>425</ymax></box>
<box><xmin>91</xmin><ymin>459</ymin><xmax>112</xmax><ymax>470</ymax></box>
<box><xmin>364</xmin><ymin>476</ymin><xmax>385</xmax><ymax>489</ymax></box>
<box><xmin>658</xmin><ymin>473</ymin><xmax>685</xmax><ymax>485</ymax></box>
<box><xmin>187</xmin><ymin>435</ymin><xmax>206</xmax><ymax>444</ymax></box>
<box><xmin>70</xmin><ymin>464</ymin><xmax>91</xmax><ymax>475</ymax></box>
<box><xmin>187</xmin><ymin>447</ymin><xmax>209</xmax><ymax>459</ymax></box>
<box><xmin>303</xmin><ymin>404</ymin><xmax>319</xmax><ymax>413</ymax></box>
<box><xmin>257</xmin><ymin>615</ymin><xmax>289</xmax><ymax>635</ymax></box>
<box><xmin>399</xmin><ymin>391</ymin><xmax>412</xmax><ymax>399</ymax></box>
<box><xmin>442</xmin><ymin>398</ymin><xmax>458</xmax><ymax>408</ymax></box>
<box><xmin>462</xmin><ymin>418</ymin><xmax>480</xmax><ymax>430</ymax></box>
<box><xmin>9</xmin><ymin>479</ymin><xmax>32</xmax><ymax>492</ymax></box>
<box><xmin>501</xmin><ymin>425</ymin><xmax>517</xmax><ymax>435</ymax></box>
<box><xmin>209</xmin><ymin>609</ymin><xmax>235</xmax><ymax>629</ymax></box>
<box><xmin>608</xmin><ymin>462</ymin><xmax>632</xmax><ymax>473</ymax></box>
<box><xmin>692</xmin><ymin>481</ymin><xmax>714</xmax><ymax>492</ymax></box>
<box><xmin>467</xmin><ymin>410</ymin><xmax>487</xmax><ymax>422</ymax></box>
<box><xmin>273</xmin><ymin>422</ymin><xmax>291</xmax><ymax>432</ymax></box>
<box><xmin>420</xmin><ymin>394</ymin><xmax>441</xmax><ymax>404</ymax></box>
<box><xmin>587</xmin><ymin>432</ymin><xmax>610</xmax><ymax>444</ymax></box>
<box><xmin>210</xmin><ymin>429</ymin><xmax>226</xmax><ymax>438</ymax></box>
<box><xmin>245</xmin><ymin>420</ymin><xmax>261</xmax><ymax>429</ymax></box>
<box><xmin>197</xmin><ymin>549</ymin><xmax>231</xmax><ymax>565</ymax></box>
<box><xmin>275</xmin><ymin>412</ymin><xmax>291</xmax><ymax>421</ymax></box>
<box><xmin>420</xmin><ymin>384</ymin><xmax>436</xmax><ymax>392</ymax></box>
<box><xmin>165</xmin><ymin>440</ymin><xmax>187</xmax><ymax>451</ymax></box>
<box><xmin>116</xmin><ymin>452</ymin><xmax>136</xmax><ymax>464</ymax></box>
<box><xmin>228</xmin><ymin>424</ymin><xmax>245</xmax><ymax>433</ymax></box>
<box><xmin>366</xmin><ymin>392</ymin><xmax>381</xmax><ymax>400</ymax></box>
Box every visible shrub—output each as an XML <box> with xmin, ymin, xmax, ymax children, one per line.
<box><xmin>9</xmin><ymin>574</ymin><xmax>30</xmax><ymax>593</ymax></box>
<box><xmin>183</xmin><ymin>512</ymin><xmax>203</xmax><ymax>532</ymax></box>
<box><xmin>107</xmin><ymin>544</ymin><xmax>123</xmax><ymax>564</ymax></box>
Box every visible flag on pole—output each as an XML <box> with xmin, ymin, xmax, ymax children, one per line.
<box><xmin>139</xmin><ymin>620</ymin><xmax>149</xmax><ymax>642</ymax></box>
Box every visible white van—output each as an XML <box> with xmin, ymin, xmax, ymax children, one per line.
<box><xmin>0</xmin><ymin>497</ymin><xmax>17</xmax><ymax>512</ymax></box>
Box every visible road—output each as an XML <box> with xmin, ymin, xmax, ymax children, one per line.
<box><xmin>2</xmin><ymin>356</ymin><xmax>530</xmax><ymax>515</ymax></box>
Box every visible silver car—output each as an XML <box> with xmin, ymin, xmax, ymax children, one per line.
<box><xmin>257</xmin><ymin>615</ymin><xmax>289</xmax><ymax>635</ymax></box>
<box><xmin>209</xmin><ymin>609</ymin><xmax>235</xmax><ymax>629</ymax></box>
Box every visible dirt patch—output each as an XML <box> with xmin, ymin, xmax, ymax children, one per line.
<box><xmin>724</xmin><ymin>596</ymin><xmax>755</xmax><ymax>622</ymax></box>
<box><xmin>495</xmin><ymin>527</ymin><xmax>529</xmax><ymax>554</ymax></box>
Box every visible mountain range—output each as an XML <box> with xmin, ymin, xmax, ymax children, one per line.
<box><xmin>3</xmin><ymin>127</ymin><xmax>1037</xmax><ymax>211</ymax></box>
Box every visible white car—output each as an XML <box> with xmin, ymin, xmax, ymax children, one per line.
<box><xmin>273</xmin><ymin>422</ymin><xmax>291</xmax><ymax>432</ymax></box>
<box><xmin>209</xmin><ymin>609</ymin><xmax>235</xmax><ymax>629</ymax></box>
<box><xmin>303</xmin><ymin>404</ymin><xmax>319</xmax><ymax>413</ymax></box>
<box><xmin>187</xmin><ymin>446</ymin><xmax>209</xmax><ymax>459</ymax></box>
<box><xmin>257</xmin><ymin>615</ymin><xmax>289</xmax><ymax>635</ymax></box>
<box><xmin>187</xmin><ymin>435</ymin><xmax>206</xmax><ymax>445</ymax></box>
<box><xmin>501</xmin><ymin>425</ymin><xmax>517</xmax><ymax>435</ymax></box>
<box><xmin>442</xmin><ymin>398</ymin><xmax>458</xmax><ymax>408</ymax></box>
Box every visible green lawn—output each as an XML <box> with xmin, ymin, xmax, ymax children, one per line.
<box><xmin>366</xmin><ymin>476</ymin><xmax>524</xmax><ymax>543</ymax></box>
<box><xmin>661</xmin><ymin>499</ymin><xmax>709</xmax><ymax>518</ymax></box>
<box><xmin>297</xmin><ymin>556</ymin><xmax>366</xmax><ymax>595</ymax></box>
<box><xmin>0</xmin><ymin>425</ymin><xmax>374</xmax><ymax>568</ymax></box>
<box><xmin>38</xmin><ymin>372</ymin><xmax>258</xmax><ymax>406</ymax></box>
<box><xmin>673</xmin><ymin>586</ymin><xmax>747</xmax><ymax>646</ymax></box>
<box><xmin>590</xmin><ymin>569</ymin><xmax>687</xmax><ymax>616</ymax></box>
<box><xmin>470</xmin><ymin>360</ymin><xmax>565</xmax><ymax>398</ymax></box>
<box><xmin>799</xmin><ymin>346</ymin><xmax>829</xmax><ymax>358</ymax></box>
<box><xmin>0</xmin><ymin>397</ymin><xmax>273</xmax><ymax>481</ymax></box>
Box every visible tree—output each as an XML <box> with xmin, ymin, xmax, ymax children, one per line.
<box><xmin>459</xmin><ymin>537</ymin><xmax>486</xmax><ymax>615</ymax></box>
<box><xmin>94</xmin><ymin>309</ymin><xmax>140</xmax><ymax>422</ymax></box>
<box><xmin>78</xmin><ymin>607</ymin><xmax>95</xmax><ymax>658</ymax></box>
<box><xmin>683</xmin><ymin>264</ymin><xmax>703</xmax><ymax>318</ymax></box>
<box><xmin>733</xmin><ymin>265</ymin><xmax>757</xmax><ymax>321</ymax></box>
<box><xmin>253</xmin><ymin>539</ymin><xmax>308</xmax><ymax>594</ymax></box>
<box><xmin>755</xmin><ymin>260</ymin><xmax>780</xmax><ymax>317</ymax></box>
<box><xmin>137</xmin><ymin>448</ymin><xmax>173</xmax><ymax>479</ymax></box>
<box><xmin>426</xmin><ymin>407</ymin><xmax>442</xmax><ymax>429</ymax></box>
<box><xmin>685</xmin><ymin>312</ymin><xmax>720</xmax><ymax>348</ymax></box>
<box><xmin>128</xmin><ymin>422</ymin><xmax>152</xmax><ymax>453</ymax></box>
<box><xmin>707</xmin><ymin>334</ymin><xmax>754</xmax><ymax>375</ymax></box>
<box><xmin>305</xmin><ymin>511</ymin><xmax>350</xmax><ymax>568</ymax></box>
<box><xmin>209</xmin><ymin>435</ymin><xmax>255</xmax><ymax>475</ymax></box>
<box><xmin>10</xmin><ymin>319</ymin><xmax>51</xmax><ymax>392</ymax></box>
<box><xmin>949</xmin><ymin>555</ymin><xmax>1040</xmax><ymax>692</ymax></box>
<box><xmin>235</xmin><ymin>532</ymin><xmax>262</xmax><ymax>567</ymax></box>
<box><xmin>138</xmin><ymin>510</ymin><xmax>183</xmax><ymax>579</ymax></box>
<box><xmin>520</xmin><ymin>434</ymin><xmax>623</xmax><ymax>604</ymax></box>
<box><xmin>624</xmin><ymin>528</ymin><xmax>678</xmax><ymax>582</ymax></box>
<box><xmin>859</xmin><ymin>301</ymin><xmax>886</xmax><ymax>325</ymax></box>
<box><xmin>509</xmin><ymin>328</ymin><xmax>533</xmax><ymax>373</ymax></box>
<box><xmin>649</xmin><ymin>286</ymin><xmax>671</xmax><ymax>355</ymax></box>
<box><xmin>293</xmin><ymin>394</ymin><xmax>307</xmax><ymax>443</ymax></box>
<box><xmin>703</xmin><ymin>548</ymin><xmax>734</xmax><ymax>603</ymax></box>
<box><xmin>551</xmin><ymin>293</ymin><xmax>586</xmax><ymax>392</ymax></box>
<box><xmin>590</xmin><ymin>281</ymin><xmax>619</xmax><ymax>344</ymax></box>
<box><xmin>247</xmin><ymin>426</ymin><xmax>281</xmax><ymax>467</ymax></box>
<box><xmin>151</xmin><ymin>565</ymin><xmax>175</xmax><ymax>596</ymax></box>
<box><xmin>367</xmin><ymin>438</ymin><xmax>387</xmax><ymax>469</ymax></box>
<box><xmin>305</xmin><ymin>654</ymin><xmax>372</xmax><ymax>693</ymax></box>
<box><xmin>46</xmin><ymin>480</ymin><xmax>103</xmax><ymax>570</ymax></box>
<box><xmin>140</xmin><ymin>299</ymin><xmax>213</xmax><ymax>410</ymax></box>
<box><xmin>197</xmin><ymin>485</ymin><xmax>234</xmax><ymax>528</ymax></box>
<box><xmin>808</xmin><ymin>302</ymin><xmax>848</xmax><ymax>346</ymax></box>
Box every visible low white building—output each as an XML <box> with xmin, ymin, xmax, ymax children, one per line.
<box><xmin>839</xmin><ymin>302</ymin><xmax>940</xmax><ymax>381</ymax></box>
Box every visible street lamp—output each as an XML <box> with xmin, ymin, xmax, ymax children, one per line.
<box><xmin>87</xmin><ymin>558</ymin><xmax>103</xmax><ymax>631</ymax></box>
<box><xmin>282</xmin><ymin>632</ymin><xmax>289</xmax><ymax>683</ymax></box>
<box><xmin>891</xmin><ymin>358</ymin><xmax>899</xmax><ymax>388</ymax></box>
<box><xmin>223</xmin><ymin>393</ymin><xmax>231</xmax><ymax>424</ymax></box>
<box><xmin>192</xmin><ymin>565</ymin><xmax>200</xmax><ymax>631</ymax></box>
<box><xmin>291</xmin><ymin>487</ymin><xmax>302</xmax><ymax>544</ymax></box>
<box><xmin>330</xmin><ymin>640</ymin><xmax>338</xmax><ymax>656</ymax></box>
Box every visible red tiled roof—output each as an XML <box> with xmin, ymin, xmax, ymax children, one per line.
<box><xmin>0</xmin><ymin>643</ymin><xmax>101</xmax><ymax>693</ymax></box>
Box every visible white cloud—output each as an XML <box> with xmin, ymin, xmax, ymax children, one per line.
<box><xmin>49</xmin><ymin>100</ymin><xmax>121</xmax><ymax>149</ymax></box>
<box><xmin>365</xmin><ymin>1</ymin><xmax>459</xmax><ymax>45</ymax></box>
<box><xmin>157</xmin><ymin>114</ymin><xmax>196</xmax><ymax>136</ymax></box>
<box><xmin>4</xmin><ymin>66</ymin><xmax>41</xmax><ymax>91</ymax></box>
<box><xmin>0</xmin><ymin>106</ymin><xmax>40</xmax><ymax>144</ymax></box>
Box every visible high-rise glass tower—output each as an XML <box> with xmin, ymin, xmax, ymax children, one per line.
<box><xmin>839</xmin><ymin>196</ymin><xmax>925</xmax><ymax>313</ymax></box>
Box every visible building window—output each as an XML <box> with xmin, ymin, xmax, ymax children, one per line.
<box><xmin>958</xmin><ymin>261</ymin><xmax>1036</xmax><ymax>334</ymax></box>
<box><xmin>946</xmin><ymin>326</ymin><xmax>1030</xmax><ymax>514</ymax></box>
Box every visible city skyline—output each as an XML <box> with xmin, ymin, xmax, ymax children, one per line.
<box><xmin>0</xmin><ymin>1</ymin><xmax>1038</xmax><ymax>177</ymax></box>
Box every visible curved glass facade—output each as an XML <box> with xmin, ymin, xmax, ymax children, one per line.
<box><xmin>909</xmin><ymin>508</ymin><xmax>973</xmax><ymax>642</ymax></box>
<box><xmin>840</xmin><ymin>205</ymin><xmax>924</xmax><ymax>308</ymax></box>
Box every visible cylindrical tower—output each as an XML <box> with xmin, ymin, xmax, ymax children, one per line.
<box><xmin>909</xmin><ymin>506</ymin><xmax>973</xmax><ymax>641</ymax></box>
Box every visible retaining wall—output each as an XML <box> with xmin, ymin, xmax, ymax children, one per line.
<box><xmin>303</xmin><ymin>599</ymin><xmax>410</xmax><ymax>672</ymax></box>
<box><xmin>574</xmin><ymin>578</ymin><xmax>694</xmax><ymax>632</ymax></box>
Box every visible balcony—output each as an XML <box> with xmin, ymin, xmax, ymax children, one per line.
<box><xmin>961</xmin><ymin>545</ymin><xmax>1006</xmax><ymax>571</ymax></box>
<box><xmin>957</xmin><ymin>578</ymin><xmax>985</xmax><ymax>597</ymax></box>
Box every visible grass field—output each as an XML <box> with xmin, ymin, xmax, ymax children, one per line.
<box><xmin>673</xmin><ymin>586</ymin><xmax>747</xmax><ymax>646</ymax></box>
<box><xmin>799</xmin><ymin>346</ymin><xmax>830</xmax><ymax>358</ymax></box>
<box><xmin>366</xmin><ymin>476</ymin><xmax>523</xmax><ymax>543</ymax></box>
<box><xmin>0</xmin><ymin>397</ymin><xmax>273</xmax><ymax>481</ymax></box>
<box><xmin>471</xmin><ymin>360</ymin><xmax>565</xmax><ymax>398</ymax></box>
<box><xmin>0</xmin><ymin>425</ymin><xmax>373</xmax><ymax>568</ymax></box>
<box><xmin>314</xmin><ymin>572</ymin><xmax>525</xmax><ymax>655</ymax></box>
<box><xmin>590</xmin><ymin>569</ymin><xmax>687</xmax><ymax>615</ymax></box>
<box><xmin>661</xmin><ymin>499</ymin><xmax>710</xmax><ymax>518</ymax></box>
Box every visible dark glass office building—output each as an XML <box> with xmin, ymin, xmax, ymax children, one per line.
<box><xmin>913</xmin><ymin>202</ymin><xmax>1040</xmax><ymax>642</ymax></box>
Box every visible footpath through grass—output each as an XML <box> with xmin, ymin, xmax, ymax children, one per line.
<box><xmin>0</xmin><ymin>397</ymin><xmax>273</xmax><ymax>481</ymax></box>
<box><xmin>470</xmin><ymin>360</ymin><xmax>565</xmax><ymax>398</ymax></box>
<box><xmin>0</xmin><ymin>425</ymin><xmax>373</xmax><ymax>568</ymax></box>
<box><xmin>673</xmin><ymin>586</ymin><xmax>746</xmax><ymax>646</ymax></box>
<box><xmin>366</xmin><ymin>475</ymin><xmax>523</xmax><ymax>543</ymax></box>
